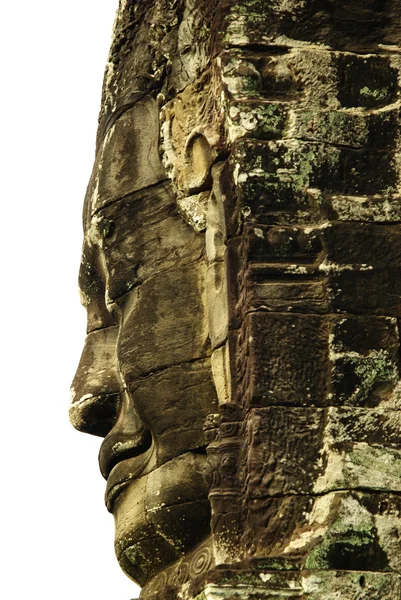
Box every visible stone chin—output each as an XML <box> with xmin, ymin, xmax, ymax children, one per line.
<box><xmin>108</xmin><ymin>452</ymin><xmax>211</xmax><ymax>586</ymax></box>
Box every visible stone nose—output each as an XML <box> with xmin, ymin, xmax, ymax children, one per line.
<box><xmin>98</xmin><ymin>391</ymin><xmax>152</xmax><ymax>479</ymax></box>
<box><xmin>69</xmin><ymin>325</ymin><xmax>121</xmax><ymax>438</ymax></box>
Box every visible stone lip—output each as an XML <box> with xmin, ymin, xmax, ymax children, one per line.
<box><xmin>99</xmin><ymin>427</ymin><xmax>153</xmax><ymax>479</ymax></box>
<box><xmin>104</xmin><ymin>443</ymin><xmax>155</xmax><ymax>512</ymax></box>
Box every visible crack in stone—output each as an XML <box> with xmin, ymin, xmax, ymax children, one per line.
<box><xmin>90</xmin><ymin>178</ymin><xmax>172</xmax><ymax>220</ymax></box>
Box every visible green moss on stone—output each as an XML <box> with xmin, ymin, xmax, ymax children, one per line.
<box><xmin>97</xmin><ymin>218</ymin><xmax>114</xmax><ymax>239</ymax></box>
<box><xmin>360</xmin><ymin>86</ymin><xmax>389</xmax><ymax>102</ymax></box>
<box><xmin>333</xmin><ymin>350</ymin><xmax>398</xmax><ymax>405</ymax></box>
<box><xmin>305</xmin><ymin>520</ymin><xmax>376</xmax><ymax>570</ymax></box>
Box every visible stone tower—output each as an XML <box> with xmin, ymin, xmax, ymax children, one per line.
<box><xmin>71</xmin><ymin>2</ymin><xmax>401</xmax><ymax>598</ymax></box>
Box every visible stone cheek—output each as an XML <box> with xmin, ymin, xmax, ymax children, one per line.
<box><xmin>127</xmin><ymin>360</ymin><xmax>217</xmax><ymax>465</ymax></box>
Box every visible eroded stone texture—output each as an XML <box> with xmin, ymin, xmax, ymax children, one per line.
<box><xmin>71</xmin><ymin>1</ymin><xmax>401</xmax><ymax>599</ymax></box>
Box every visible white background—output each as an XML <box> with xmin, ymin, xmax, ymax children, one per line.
<box><xmin>0</xmin><ymin>2</ymin><xmax>140</xmax><ymax>598</ymax></box>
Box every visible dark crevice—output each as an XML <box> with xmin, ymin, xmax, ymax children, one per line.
<box><xmin>245</xmin><ymin>219</ymin><xmax>401</xmax><ymax>229</ymax></box>
<box><xmin>91</xmin><ymin>178</ymin><xmax>171</xmax><ymax>219</ymax></box>
<box><xmin>191</xmin><ymin>445</ymin><xmax>208</xmax><ymax>456</ymax></box>
<box><xmin>239</xmin><ymin>135</ymin><xmax>369</xmax><ymax>152</ymax></box>
<box><xmin>86</xmin><ymin>322</ymin><xmax>117</xmax><ymax>336</ymax></box>
<box><xmin>292</xmin><ymin>136</ymin><xmax>366</xmax><ymax>152</ymax></box>
<box><xmin>128</xmin><ymin>354</ymin><xmax>212</xmax><ymax>388</ymax></box>
<box><xmin>211</xmin><ymin>338</ymin><xmax>230</xmax><ymax>353</ymax></box>
<box><xmin>146</xmin><ymin>497</ymin><xmax>209</xmax><ymax>514</ymax></box>
<box><xmin>242</xmin><ymin>403</ymin><xmax>401</xmax><ymax>412</ymax></box>
<box><xmin>236</xmin><ymin>306</ymin><xmax>398</xmax><ymax>321</ymax></box>
<box><xmin>246</xmin><ymin>486</ymin><xmax>401</xmax><ymax>500</ymax></box>
<box><xmin>104</xmin><ymin>94</ymin><xmax>147</xmax><ymax>134</ymax></box>
<box><xmin>219</xmin><ymin>45</ymin><xmax>401</xmax><ymax>58</ymax></box>
<box><xmin>100</xmin><ymin>428</ymin><xmax>153</xmax><ymax>479</ymax></box>
<box><xmin>106</xmin><ymin>252</ymin><xmax>206</xmax><ymax>305</ymax></box>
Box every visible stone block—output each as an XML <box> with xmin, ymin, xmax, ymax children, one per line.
<box><xmin>329</xmin><ymin>315</ymin><xmax>400</xmax><ymax>407</ymax></box>
<box><xmin>245</xmin><ymin>407</ymin><xmax>326</xmax><ymax>497</ymax></box>
<box><xmin>118</xmin><ymin>262</ymin><xmax>209</xmax><ymax>381</ymax></box>
<box><xmin>293</xmin><ymin>107</ymin><xmax>400</xmax><ymax>151</ymax></box>
<box><xmin>233</xmin><ymin>139</ymin><xmax>397</xmax><ymax>223</ymax></box>
<box><xmin>217</xmin><ymin>0</ymin><xmax>401</xmax><ymax>53</ymax></box>
<box><xmin>323</xmin><ymin>222</ymin><xmax>401</xmax><ymax>315</ymax></box>
<box><xmin>326</xmin><ymin>194</ymin><xmax>401</xmax><ymax>223</ymax></box>
<box><xmin>225</xmin><ymin>100</ymin><xmax>289</xmax><ymax>142</ymax></box>
<box><xmin>243</xmin><ymin>405</ymin><xmax>401</xmax><ymax>498</ymax></box>
<box><xmin>98</xmin><ymin>182</ymin><xmax>204</xmax><ymax>300</ymax></box>
<box><xmin>238</xmin><ymin>222</ymin><xmax>401</xmax><ymax>316</ymax></box>
<box><xmin>89</xmin><ymin>98</ymin><xmax>166</xmax><ymax>214</ymax></box>
<box><xmin>315</xmin><ymin>407</ymin><xmax>401</xmax><ymax>493</ymax></box>
<box><xmin>336</xmin><ymin>53</ymin><xmax>398</xmax><ymax>109</ymax></box>
<box><xmin>237</xmin><ymin>312</ymin><xmax>329</xmax><ymax>408</ymax></box>
<box><xmin>243</xmin><ymin>491</ymin><xmax>401</xmax><ymax>579</ymax></box>
<box><xmin>128</xmin><ymin>359</ymin><xmax>217</xmax><ymax>465</ymax></box>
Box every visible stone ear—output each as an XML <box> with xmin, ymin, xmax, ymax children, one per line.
<box><xmin>184</xmin><ymin>132</ymin><xmax>214</xmax><ymax>194</ymax></box>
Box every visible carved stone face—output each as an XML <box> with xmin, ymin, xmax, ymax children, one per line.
<box><xmin>72</xmin><ymin>2</ymin><xmax>401</xmax><ymax>597</ymax></box>
<box><xmin>70</xmin><ymin>96</ymin><xmax>219</xmax><ymax>586</ymax></box>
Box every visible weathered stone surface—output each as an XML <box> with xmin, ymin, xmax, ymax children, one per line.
<box><xmin>70</xmin><ymin>326</ymin><xmax>120</xmax><ymax>437</ymax></box>
<box><xmin>93</xmin><ymin>182</ymin><xmax>204</xmax><ymax>301</ymax></box>
<box><xmin>244</xmin><ymin>407</ymin><xmax>326</xmax><ymax>497</ymax></box>
<box><xmin>237</xmin><ymin>222</ymin><xmax>401</xmax><ymax>315</ymax></box>
<box><xmin>242</xmin><ymin>491</ymin><xmax>401</xmax><ymax>575</ymax></box>
<box><xmin>71</xmin><ymin>0</ymin><xmax>401</xmax><ymax>598</ymax></box>
<box><xmin>326</xmin><ymin>194</ymin><xmax>401</xmax><ymax>223</ymax></box>
<box><xmin>216</xmin><ymin>0</ymin><xmax>401</xmax><ymax>53</ymax></box>
<box><xmin>236</xmin><ymin>312</ymin><xmax>400</xmax><ymax>410</ymax></box>
<box><xmin>160</xmin><ymin>68</ymin><xmax>225</xmax><ymax>199</ymax></box>
<box><xmin>146</xmin><ymin>454</ymin><xmax>211</xmax><ymax>554</ymax></box>
<box><xmin>244</xmin><ymin>406</ymin><xmax>401</xmax><ymax>498</ymax></box>
<box><xmin>128</xmin><ymin>359</ymin><xmax>217</xmax><ymax>465</ymax></box>
<box><xmin>114</xmin><ymin>475</ymin><xmax>181</xmax><ymax>585</ymax></box>
<box><xmin>99</xmin><ymin>0</ymin><xmax>219</xmax><ymax>140</ymax></box>
<box><xmin>177</xmin><ymin>192</ymin><xmax>210</xmax><ymax>232</ymax></box>
<box><xmin>234</xmin><ymin>139</ymin><xmax>397</xmax><ymax>222</ymax></box>
<box><xmin>237</xmin><ymin>313</ymin><xmax>329</xmax><ymax>408</ymax></box>
<box><xmin>193</xmin><ymin>571</ymin><xmax>401</xmax><ymax>600</ymax></box>
<box><xmin>146</xmin><ymin>453</ymin><xmax>209</xmax><ymax>510</ymax></box>
<box><xmin>211</xmin><ymin>343</ymin><xmax>233</xmax><ymax>406</ymax></box>
<box><xmin>78</xmin><ymin>239</ymin><xmax>116</xmax><ymax>332</ymax></box>
<box><xmin>118</xmin><ymin>263</ymin><xmax>209</xmax><ymax>382</ymax></box>
<box><xmin>205</xmin><ymin>261</ymin><xmax>229</xmax><ymax>349</ymax></box>
<box><xmin>205</xmin><ymin>164</ymin><xmax>229</xmax><ymax>264</ymax></box>
<box><xmin>88</xmin><ymin>99</ymin><xmax>166</xmax><ymax>216</ymax></box>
